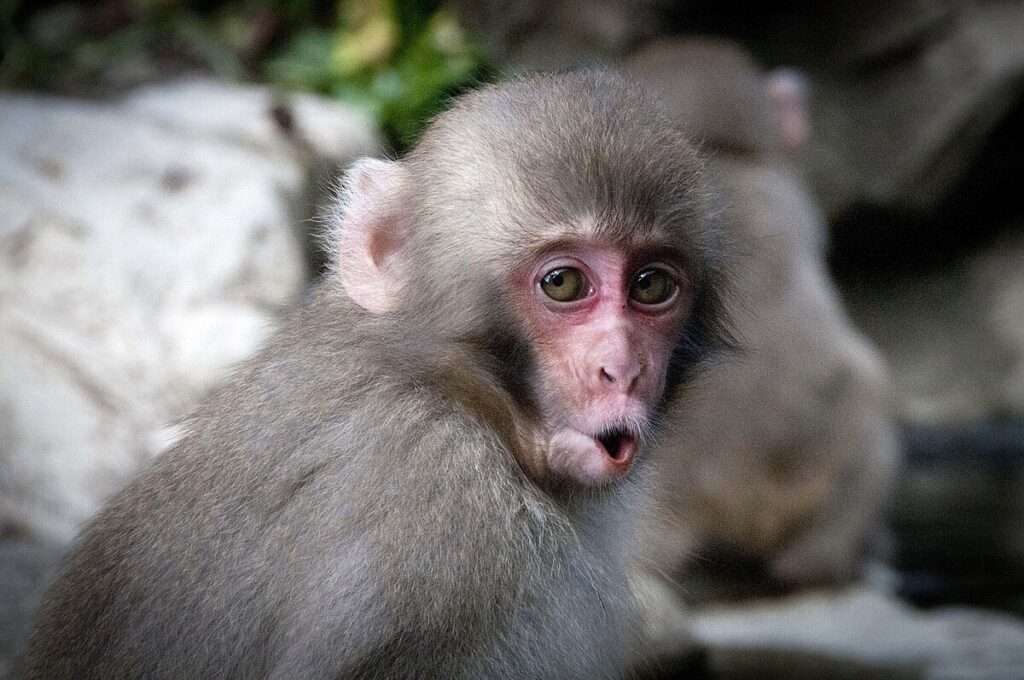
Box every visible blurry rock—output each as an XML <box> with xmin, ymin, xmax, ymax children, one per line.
<box><xmin>124</xmin><ymin>78</ymin><xmax>380</xmax><ymax>273</ymax></box>
<box><xmin>691</xmin><ymin>587</ymin><xmax>1024</xmax><ymax>679</ymax></box>
<box><xmin>454</xmin><ymin>0</ymin><xmax>1024</xmax><ymax>223</ymax></box>
<box><xmin>0</xmin><ymin>83</ymin><xmax>379</xmax><ymax>547</ymax></box>
<box><xmin>840</xmin><ymin>226</ymin><xmax>1024</xmax><ymax>608</ymax></box>
<box><xmin>787</xmin><ymin>0</ymin><xmax>1024</xmax><ymax>218</ymax></box>
<box><xmin>446</xmin><ymin>0</ymin><xmax>671</xmax><ymax>70</ymax></box>
<box><xmin>895</xmin><ymin>421</ymin><xmax>1024</xmax><ymax>609</ymax></box>
<box><xmin>124</xmin><ymin>78</ymin><xmax>378</xmax><ymax>168</ymax></box>
<box><xmin>841</xmin><ymin>267</ymin><xmax>994</xmax><ymax>423</ymax></box>
<box><xmin>973</xmin><ymin>230</ymin><xmax>1024</xmax><ymax>416</ymax></box>
<box><xmin>842</xmin><ymin>226</ymin><xmax>1024</xmax><ymax>423</ymax></box>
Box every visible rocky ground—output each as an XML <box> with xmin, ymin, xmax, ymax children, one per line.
<box><xmin>691</xmin><ymin>587</ymin><xmax>1024</xmax><ymax>679</ymax></box>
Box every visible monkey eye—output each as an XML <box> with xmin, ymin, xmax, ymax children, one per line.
<box><xmin>629</xmin><ymin>268</ymin><xmax>677</xmax><ymax>306</ymax></box>
<box><xmin>540</xmin><ymin>267</ymin><xmax>589</xmax><ymax>303</ymax></box>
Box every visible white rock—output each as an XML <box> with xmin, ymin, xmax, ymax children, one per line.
<box><xmin>693</xmin><ymin>588</ymin><xmax>1024</xmax><ymax>679</ymax></box>
<box><xmin>0</xmin><ymin>84</ymin><xmax>380</xmax><ymax>545</ymax></box>
<box><xmin>123</xmin><ymin>78</ymin><xmax>379</xmax><ymax>164</ymax></box>
<box><xmin>972</xmin><ymin>230</ymin><xmax>1024</xmax><ymax>417</ymax></box>
<box><xmin>844</xmin><ymin>226</ymin><xmax>1024</xmax><ymax>423</ymax></box>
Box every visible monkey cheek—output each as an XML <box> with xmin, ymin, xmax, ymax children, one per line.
<box><xmin>547</xmin><ymin>430</ymin><xmax>634</xmax><ymax>486</ymax></box>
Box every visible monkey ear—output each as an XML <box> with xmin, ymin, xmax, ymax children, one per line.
<box><xmin>335</xmin><ymin>158</ymin><xmax>410</xmax><ymax>314</ymax></box>
<box><xmin>766</xmin><ymin>69</ymin><xmax>810</xmax><ymax>153</ymax></box>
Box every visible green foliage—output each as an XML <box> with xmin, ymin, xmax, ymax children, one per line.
<box><xmin>266</xmin><ymin>0</ymin><xmax>488</xmax><ymax>148</ymax></box>
<box><xmin>0</xmin><ymin>0</ymin><xmax>491</xmax><ymax>150</ymax></box>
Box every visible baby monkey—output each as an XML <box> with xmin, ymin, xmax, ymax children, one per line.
<box><xmin>18</xmin><ymin>72</ymin><xmax>729</xmax><ymax>679</ymax></box>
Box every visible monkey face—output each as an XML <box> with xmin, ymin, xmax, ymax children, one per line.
<box><xmin>510</xmin><ymin>234</ymin><xmax>694</xmax><ymax>486</ymax></box>
<box><xmin>333</xmin><ymin>72</ymin><xmax>727</xmax><ymax>491</ymax></box>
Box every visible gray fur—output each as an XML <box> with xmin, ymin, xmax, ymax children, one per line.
<box><xmin>17</xmin><ymin>71</ymin><xmax>725</xmax><ymax>679</ymax></box>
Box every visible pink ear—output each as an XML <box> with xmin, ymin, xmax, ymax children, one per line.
<box><xmin>335</xmin><ymin>158</ymin><xmax>409</xmax><ymax>314</ymax></box>
<box><xmin>766</xmin><ymin>69</ymin><xmax>810</xmax><ymax>153</ymax></box>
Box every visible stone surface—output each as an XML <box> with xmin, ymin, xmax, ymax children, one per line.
<box><xmin>693</xmin><ymin>588</ymin><xmax>1024</xmax><ymax>679</ymax></box>
<box><xmin>752</xmin><ymin>0</ymin><xmax>1024</xmax><ymax>219</ymax></box>
<box><xmin>446</xmin><ymin>0</ymin><xmax>670</xmax><ymax>70</ymax></box>
<box><xmin>973</xmin><ymin>230</ymin><xmax>1024</xmax><ymax>417</ymax></box>
<box><xmin>842</xmin><ymin>226</ymin><xmax>1024</xmax><ymax>423</ymax></box>
<box><xmin>453</xmin><ymin>0</ymin><xmax>1024</xmax><ymax>221</ymax></box>
<box><xmin>0</xmin><ymin>82</ymin><xmax>379</xmax><ymax>547</ymax></box>
<box><xmin>124</xmin><ymin>78</ymin><xmax>378</xmax><ymax>167</ymax></box>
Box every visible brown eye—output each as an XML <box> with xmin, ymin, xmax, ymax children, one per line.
<box><xmin>541</xmin><ymin>267</ymin><xmax>588</xmax><ymax>302</ymax></box>
<box><xmin>630</xmin><ymin>268</ymin><xmax>677</xmax><ymax>306</ymax></box>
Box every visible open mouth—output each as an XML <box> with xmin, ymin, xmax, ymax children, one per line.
<box><xmin>546</xmin><ymin>426</ymin><xmax>641</xmax><ymax>484</ymax></box>
<box><xmin>594</xmin><ymin>428</ymin><xmax>638</xmax><ymax>463</ymax></box>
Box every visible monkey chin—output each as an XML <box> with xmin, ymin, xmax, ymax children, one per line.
<box><xmin>547</xmin><ymin>427</ymin><xmax>638</xmax><ymax>486</ymax></box>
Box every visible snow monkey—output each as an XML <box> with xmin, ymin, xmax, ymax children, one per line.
<box><xmin>18</xmin><ymin>71</ymin><xmax>731</xmax><ymax>679</ymax></box>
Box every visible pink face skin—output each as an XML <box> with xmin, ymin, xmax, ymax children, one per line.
<box><xmin>512</xmin><ymin>240</ymin><xmax>693</xmax><ymax>486</ymax></box>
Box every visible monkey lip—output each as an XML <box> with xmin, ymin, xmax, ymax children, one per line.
<box><xmin>594</xmin><ymin>428</ymin><xmax>637</xmax><ymax>468</ymax></box>
<box><xmin>547</xmin><ymin>427</ymin><xmax>640</xmax><ymax>485</ymax></box>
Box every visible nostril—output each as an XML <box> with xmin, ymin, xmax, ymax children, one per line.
<box><xmin>599</xmin><ymin>365</ymin><xmax>643</xmax><ymax>394</ymax></box>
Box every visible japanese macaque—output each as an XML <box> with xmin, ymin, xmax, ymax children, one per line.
<box><xmin>17</xmin><ymin>72</ymin><xmax>730</xmax><ymax>679</ymax></box>
<box><xmin>625</xmin><ymin>38</ymin><xmax>899</xmax><ymax>606</ymax></box>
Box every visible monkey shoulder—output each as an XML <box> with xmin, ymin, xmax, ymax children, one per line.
<box><xmin>243</xmin><ymin>378</ymin><xmax>629</xmax><ymax>677</ymax></box>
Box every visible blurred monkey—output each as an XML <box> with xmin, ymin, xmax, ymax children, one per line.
<box><xmin>626</xmin><ymin>38</ymin><xmax>899</xmax><ymax>610</ymax></box>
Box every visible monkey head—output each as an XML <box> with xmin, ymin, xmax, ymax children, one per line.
<box><xmin>331</xmin><ymin>72</ymin><xmax>728</xmax><ymax>490</ymax></box>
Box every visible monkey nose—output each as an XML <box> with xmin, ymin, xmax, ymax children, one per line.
<box><xmin>598</xmin><ymin>359</ymin><xmax>642</xmax><ymax>394</ymax></box>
